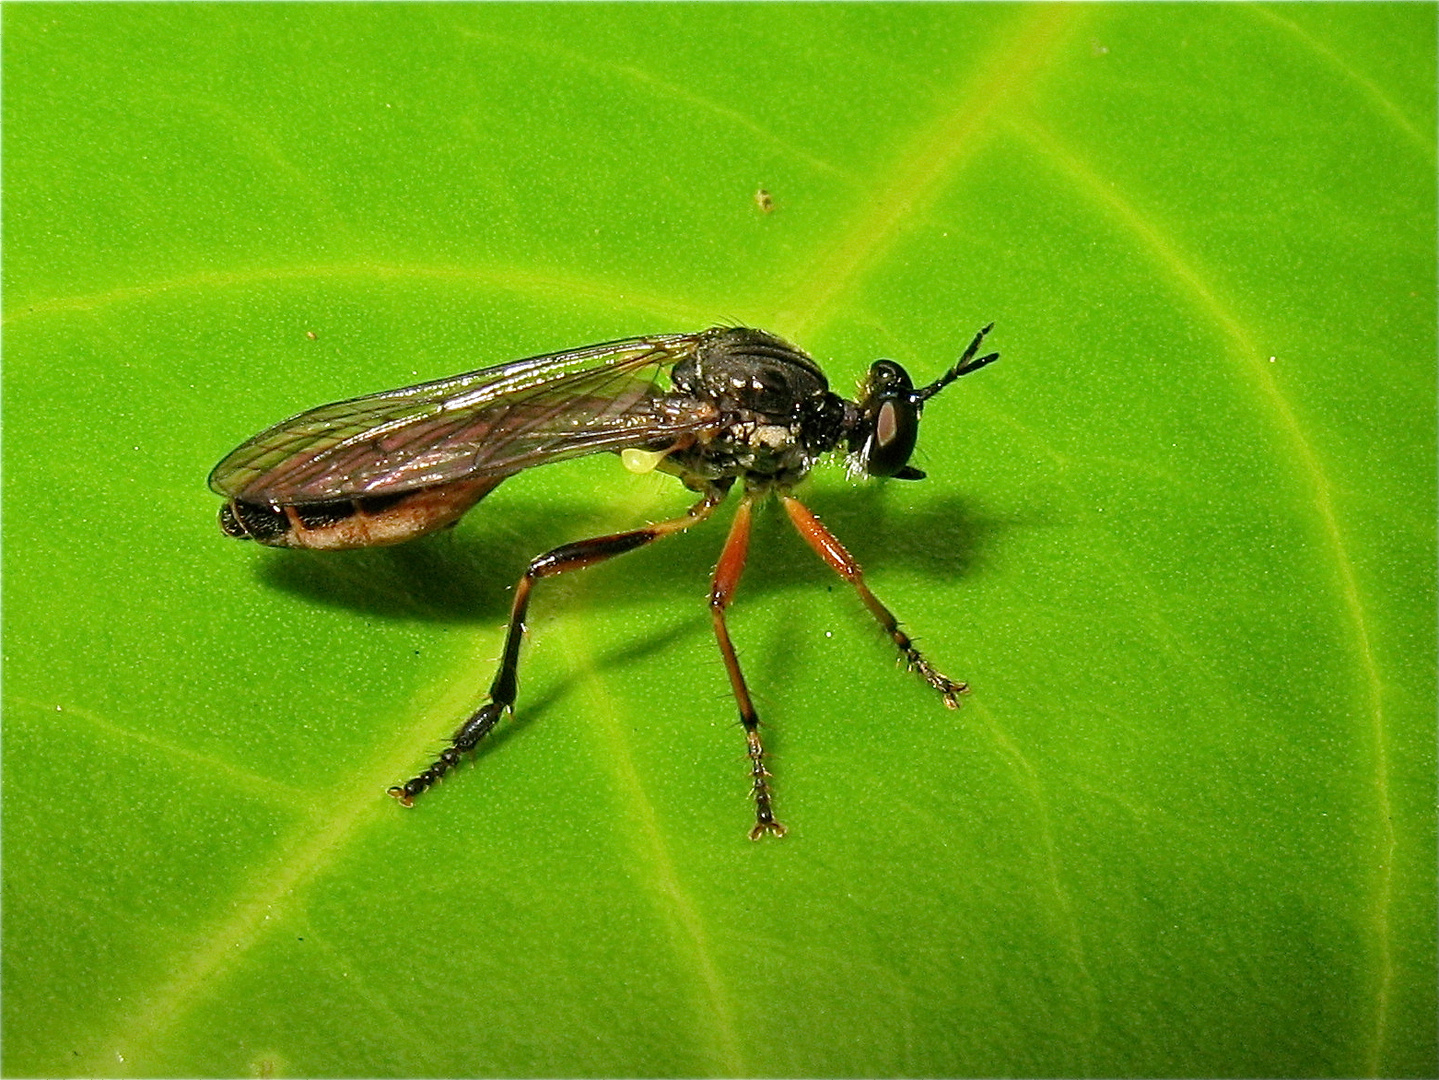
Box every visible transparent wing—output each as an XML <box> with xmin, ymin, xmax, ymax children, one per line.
<box><xmin>209</xmin><ymin>333</ymin><xmax>720</xmax><ymax>503</ymax></box>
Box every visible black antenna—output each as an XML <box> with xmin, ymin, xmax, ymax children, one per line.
<box><xmin>916</xmin><ymin>323</ymin><xmax>999</xmax><ymax>402</ymax></box>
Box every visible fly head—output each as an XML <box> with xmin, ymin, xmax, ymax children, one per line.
<box><xmin>850</xmin><ymin>323</ymin><xmax>999</xmax><ymax>481</ymax></box>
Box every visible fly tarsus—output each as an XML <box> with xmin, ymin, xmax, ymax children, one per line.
<box><xmin>388</xmin><ymin>701</ymin><xmax>507</xmax><ymax>805</ymax></box>
<box><xmin>895</xmin><ymin>633</ymin><xmax>969</xmax><ymax>708</ymax></box>
<box><xmin>745</xmin><ymin>729</ymin><xmax>786</xmax><ymax>840</ymax></box>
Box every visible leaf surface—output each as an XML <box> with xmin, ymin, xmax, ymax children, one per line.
<box><xmin>4</xmin><ymin>5</ymin><xmax>1435</xmax><ymax>1076</ymax></box>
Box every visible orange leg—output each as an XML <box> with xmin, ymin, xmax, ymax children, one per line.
<box><xmin>709</xmin><ymin>492</ymin><xmax>785</xmax><ymax>839</ymax></box>
<box><xmin>780</xmin><ymin>494</ymin><xmax>967</xmax><ymax>708</ymax></box>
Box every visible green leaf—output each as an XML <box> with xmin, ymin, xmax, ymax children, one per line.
<box><xmin>4</xmin><ymin>5</ymin><xmax>1434</xmax><ymax>1076</ymax></box>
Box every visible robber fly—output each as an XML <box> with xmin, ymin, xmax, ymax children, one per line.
<box><xmin>210</xmin><ymin>324</ymin><xmax>999</xmax><ymax>838</ymax></box>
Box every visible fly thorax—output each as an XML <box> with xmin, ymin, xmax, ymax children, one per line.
<box><xmin>797</xmin><ymin>392</ymin><xmax>849</xmax><ymax>454</ymax></box>
<box><xmin>732</xmin><ymin>416</ymin><xmax>815</xmax><ymax>479</ymax></box>
<box><xmin>671</xmin><ymin>328</ymin><xmax>830</xmax><ymax>417</ymax></box>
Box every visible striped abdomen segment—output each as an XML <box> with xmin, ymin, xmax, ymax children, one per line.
<box><xmin>219</xmin><ymin>476</ymin><xmax>507</xmax><ymax>550</ymax></box>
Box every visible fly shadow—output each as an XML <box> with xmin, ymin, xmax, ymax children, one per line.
<box><xmin>246</xmin><ymin>482</ymin><xmax>1016</xmax><ymax>814</ymax></box>
<box><xmin>252</xmin><ymin>482</ymin><xmax>1010</xmax><ymax>627</ymax></box>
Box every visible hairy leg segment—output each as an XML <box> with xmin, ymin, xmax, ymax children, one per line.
<box><xmin>707</xmin><ymin>492</ymin><xmax>785</xmax><ymax>839</ymax></box>
<box><xmin>781</xmin><ymin>495</ymin><xmax>967</xmax><ymax>708</ymax></box>
<box><xmin>389</xmin><ymin>483</ymin><xmax>731</xmax><ymax>806</ymax></box>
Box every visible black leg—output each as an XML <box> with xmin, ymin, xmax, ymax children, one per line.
<box><xmin>780</xmin><ymin>494</ymin><xmax>967</xmax><ymax>707</ymax></box>
<box><xmin>390</xmin><ymin>484</ymin><xmax>730</xmax><ymax>805</ymax></box>
<box><xmin>708</xmin><ymin>492</ymin><xmax>785</xmax><ymax>839</ymax></box>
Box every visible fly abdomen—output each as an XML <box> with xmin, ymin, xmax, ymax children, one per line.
<box><xmin>220</xmin><ymin>476</ymin><xmax>508</xmax><ymax>550</ymax></box>
<box><xmin>220</xmin><ymin>499</ymin><xmax>290</xmax><ymax>542</ymax></box>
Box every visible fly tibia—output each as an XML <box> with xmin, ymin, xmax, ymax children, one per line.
<box><xmin>388</xmin><ymin>702</ymin><xmax>507</xmax><ymax>806</ymax></box>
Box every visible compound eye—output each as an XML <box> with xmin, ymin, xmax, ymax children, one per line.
<box><xmin>865</xmin><ymin>396</ymin><xmax>920</xmax><ymax>477</ymax></box>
